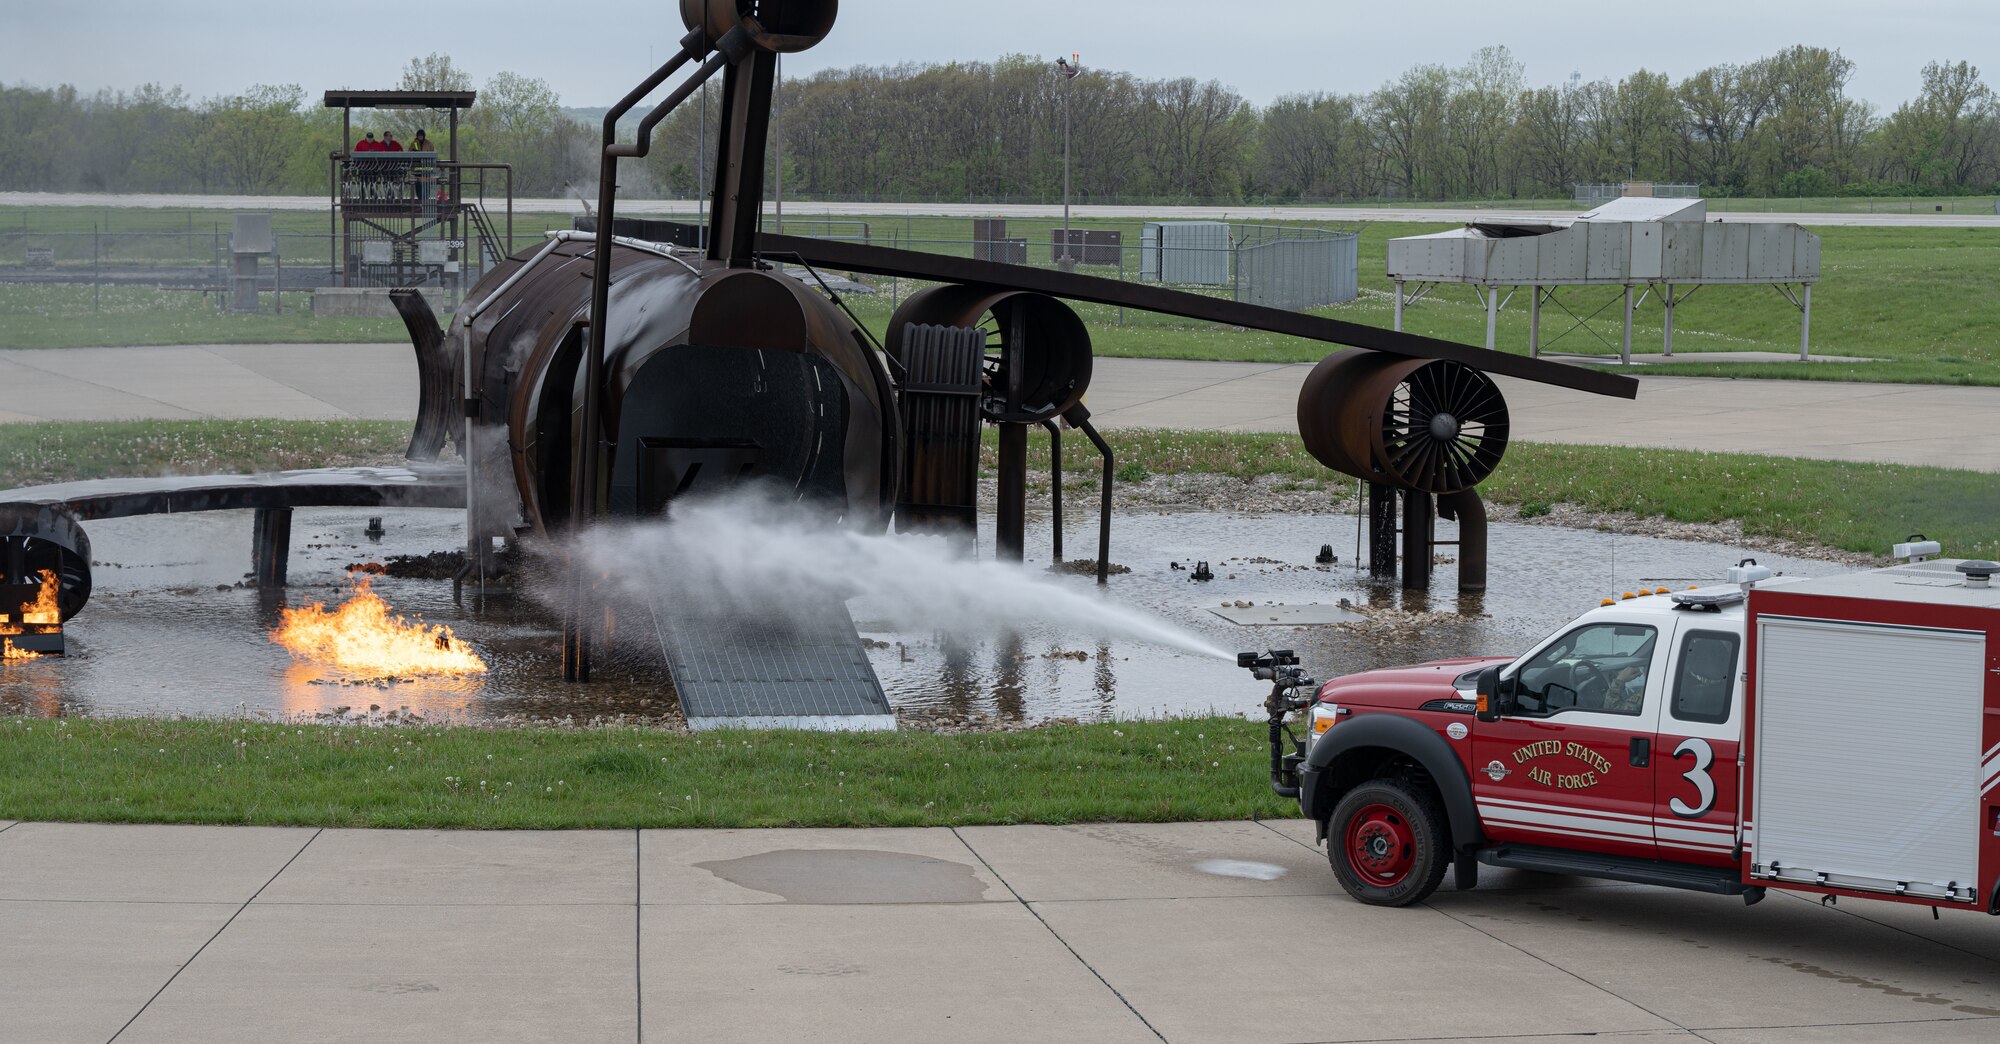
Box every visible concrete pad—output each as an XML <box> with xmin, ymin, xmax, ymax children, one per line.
<box><xmin>207</xmin><ymin>343</ymin><xmax>418</xmax><ymax>420</ymax></box>
<box><xmin>1427</xmin><ymin>883</ymin><xmax>2000</xmax><ymax>1028</ymax></box>
<box><xmin>642</xmin><ymin>900</ymin><xmax>1156</xmax><ymax>1043</ymax></box>
<box><xmin>642</xmin><ymin>827</ymin><xmax>1006</xmax><ymax>905</ymax></box>
<box><xmin>0</xmin><ymin>899</ymin><xmax>235</xmax><ymax>1044</ymax></box>
<box><xmin>955</xmin><ymin>821</ymin><xmax>1343</xmax><ymax>901</ymax></box>
<box><xmin>256</xmin><ymin>829</ymin><xmax>634</xmax><ymax>906</ymax></box>
<box><xmin>7</xmin><ymin>347</ymin><xmax>353</xmax><ymax>420</ymax></box>
<box><xmin>1347</xmin><ymin>1035</ymin><xmax>1701</xmax><ymax>1044</ymax></box>
<box><xmin>13</xmin><ymin>344</ymin><xmax>2000</xmax><ymax>473</ymax></box>
<box><xmin>0</xmin><ymin>823</ymin><xmax>312</xmax><ymax>903</ymax></box>
<box><xmin>118</xmin><ymin>903</ymin><xmax>635</xmax><ymax>1044</ymax></box>
<box><xmin>1259</xmin><ymin>819</ymin><xmax>1644</xmax><ymax>894</ymax></box>
<box><xmin>1036</xmin><ymin>894</ymin><xmax>1670</xmax><ymax>1043</ymax></box>
<box><xmin>0</xmin><ymin>358</ymin><xmax>200</xmax><ymax>422</ymax></box>
<box><xmin>1778</xmin><ymin>890</ymin><xmax>2000</xmax><ymax>964</ymax></box>
<box><xmin>1702</xmin><ymin>1020</ymin><xmax>2000</xmax><ymax>1043</ymax></box>
<box><xmin>1261</xmin><ymin>817</ymin><xmax>1321</xmax><ymax>848</ymax></box>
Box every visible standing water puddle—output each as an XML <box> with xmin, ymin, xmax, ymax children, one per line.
<box><xmin>0</xmin><ymin>506</ymin><xmax>1852</xmax><ymax>723</ymax></box>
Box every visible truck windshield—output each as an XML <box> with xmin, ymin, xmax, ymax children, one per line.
<box><xmin>1511</xmin><ymin>623</ymin><xmax>1657</xmax><ymax>717</ymax></box>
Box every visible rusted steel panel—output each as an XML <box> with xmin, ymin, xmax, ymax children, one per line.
<box><xmin>0</xmin><ymin>466</ymin><xmax>468</xmax><ymax>521</ymax></box>
<box><xmin>894</xmin><ymin>324</ymin><xmax>985</xmax><ymax>537</ymax></box>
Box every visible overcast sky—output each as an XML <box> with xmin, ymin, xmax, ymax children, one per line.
<box><xmin>3</xmin><ymin>1</ymin><xmax>1987</xmax><ymax>110</ymax></box>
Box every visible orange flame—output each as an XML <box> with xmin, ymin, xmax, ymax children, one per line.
<box><xmin>271</xmin><ymin>579</ymin><xmax>487</xmax><ymax>678</ymax></box>
<box><xmin>20</xmin><ymin>569</ymin><xmax>60</xmax><ymax>625</ymax></box>
<box><xmin>2</xmin><ymin>570</ymin><xmax>59</xmax><ymax>661</ymax></box>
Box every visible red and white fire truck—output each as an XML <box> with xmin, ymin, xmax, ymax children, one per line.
<box><xmin>1251</xmin><ymin>547</ymin><xmax>2000</xmax><ymax>915</ymax></box>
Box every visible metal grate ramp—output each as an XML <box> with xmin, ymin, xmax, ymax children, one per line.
<box><xmin>646</xmin><ymin>591</ymin><xmax>895</xmax><ymax>731</ymax></box>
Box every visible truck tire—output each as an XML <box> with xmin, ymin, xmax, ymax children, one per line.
<box><xmin>1327</xmin><ymin>779</ymin><xmax>1450</xmax><ymax>907</ymax></box>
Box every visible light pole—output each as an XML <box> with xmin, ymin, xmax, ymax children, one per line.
<box><xmin>698</xmin><ymin>83</ymin><xmax>707</xmax><ymax>235</ymax></box>
<box><xmin>774</xmin><ymin>53</ymin><xmax>783</xmax><ymax>235</ymax></box>
<box><xmin>1055</xmin><ymin>53</ymin><xmax>1080</xmax><ymax>270</ymax></box>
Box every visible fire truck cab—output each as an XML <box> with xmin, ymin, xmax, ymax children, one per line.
<box><xmin>1259</xmin><ymin>550</ymin><xmax>2000</xmax><ymax>916</ymax></box>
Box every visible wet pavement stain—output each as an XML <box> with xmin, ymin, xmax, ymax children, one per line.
<box><xmin>1757</xmin><ymin>955</ymin><xmax>1999</xmax><ymax>1014</ymax></box>
<box><xmin>695</xmin><ymin>849</ymin><xmax>991</xmax><ymax>904</ymax></box>
<box><xmin>776</xmin><ymin>958</ymin><xmax>865</xmax><ymax>977</ymax></box>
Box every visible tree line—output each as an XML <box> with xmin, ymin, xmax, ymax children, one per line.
<box><xmin>3</xmin><ymin>47</ymin><xmax>1996</xmax><ymax>202</ymax></box>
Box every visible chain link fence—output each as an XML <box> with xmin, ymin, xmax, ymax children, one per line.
<box><xmin>0</xmin><ymin>212</ymin><xmax>1362</xmax><ymax>322</ymax></box>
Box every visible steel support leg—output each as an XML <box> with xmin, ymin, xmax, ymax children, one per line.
<box><xmin>1663</xmin><ymin>283</ymin><xmax>1676</xmax><ymax>357</ymax></box>
<box><xmin>1800</xmin><ymin>283</ymin><xmax>1812</xmax><ymax>361</ymax></box>
<box><xmin>1438</xmin><ymin>489</ymin><xmax>1487</xmax><ymax>594</ymax></box>
<box><xmin>1401</xmin><ymin>489</ymin><xmax>1434</xmax><ymax>591</ymax></box>
<box><xmin>996</xmin><ymin>422</ymin><xmax>1027</xmax><ymax>562</ymax></box>
<box><xmin>1367</xmin><ymin>482</ymin><xmax>1397</xmax><ymax>581</ymax></box>
<box><xmin>1393</xmin><ymin>280</ymin><xmax>1404</xmax><ymax>331</ymax></box>
<box><xmin>1072</xmin><ymin>406</ymin><xmax>1120</xmax><ymax>584</ymax></box>
<box><xmin>1529</xmin><ymin>285</ymin><xmax>1542</xmax><ymax>357</ymax></box>
<box><xmin>1622</xmin><ymin>284</ymin><xmax>1634</xmax><ymax>365</ymax></box>
<box><xmin>1484</xmin><ymin>285</ymin><xmax>1498</xmax><ymax>350</ymax></box>
<box><xmin>252</xmin><ymin>507</ymin><xmax>292</xmax><ymax>588</ymax></box>
<box><xmin>1043</xmin><ymin>420</ymin><xmax>1063</xmax><ymax>564</ymax></box>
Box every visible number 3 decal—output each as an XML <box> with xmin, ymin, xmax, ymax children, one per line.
<box><xmin>1669</xmin><ymin>737</ymin><xmax>1716</xmax><ymax>818</ymax></box>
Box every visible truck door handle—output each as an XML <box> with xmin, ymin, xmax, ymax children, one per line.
<box><xmin>1630</xmin><ymin>737</ymin><xmax>1650</xmax><ymax>767</ymax></box>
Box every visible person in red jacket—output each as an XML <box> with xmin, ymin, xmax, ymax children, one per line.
<box><xmin>353</xmin><ymin>132</ymin><xmax>381</xmax><ymax>152</ymax></box>
<box><xmin>381</xmin><ymin>131</ymin><xmax>404</xmax><ymax>152</ymax></box>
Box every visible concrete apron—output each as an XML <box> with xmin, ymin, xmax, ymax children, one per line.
<box><xmin>9</xmin><ymin>347</ymin><xmax>2000</xmax><ymax>473</ymax></box>
<box><xmin>1</xmin><ymin>820</ymin><xmax>1997</xmax><ymax>1043</ymax></box>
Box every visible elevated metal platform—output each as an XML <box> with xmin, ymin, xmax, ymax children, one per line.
<box><xmin>645</xmin><ymin>589</ymin><xmax>894</xmax><ymax>731</ymax></box>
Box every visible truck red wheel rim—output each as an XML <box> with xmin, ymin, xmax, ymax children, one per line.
<box><xmin>1345</xmin><ymin>803</ymin><xmax>1416</xmax><ymax>886</ymax></box>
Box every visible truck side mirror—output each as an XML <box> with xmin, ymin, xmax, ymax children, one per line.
<box><xmin>1475</xmin><ymin>665</ymin><xmax>1505</xmax><ymax>723</ymax></box>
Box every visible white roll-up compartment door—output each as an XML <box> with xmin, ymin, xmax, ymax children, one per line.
<box><xmin>1752</xmin><ymin>616</ymin><xmax>1984</xmax><ymax>902</ymax></box>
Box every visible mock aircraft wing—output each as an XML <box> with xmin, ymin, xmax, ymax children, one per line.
<box><xmin>757</xmin><ymin>232</ymin><xmax>1638</xmax><ymax>400</ymax></box>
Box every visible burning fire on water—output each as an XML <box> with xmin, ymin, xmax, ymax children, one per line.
<box><xmin>1</xmin><ymin>569</ymin><xmax>60</xmax><ymax>661</ymax></box>
<box><xmin>272</xmin><ymin>580</ymin><xmax>487</xmax><ymax>678</ymax></box>
<box><xmin>0</xmin><ymin>639</ymin><xmax>38</xmax><ymax>660</ymax></box>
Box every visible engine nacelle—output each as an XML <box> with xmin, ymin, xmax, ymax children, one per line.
<box><xmin>1298</xmin><ymin>350</ymin><xmax>1510</xmax><ymax>494</ymax></box>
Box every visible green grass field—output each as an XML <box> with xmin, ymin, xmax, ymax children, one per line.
<box><xmin>3</xmin><ymin>206</ymin><xmax>1997</xmax><ymax>385</ymax></box>
<box><xmin>0</xmin><ymin>419</ymin><xmax>411</xmax><ymax>489</ymax></box>
<box><xmin>0</xmin><ymin>716</ymin><xmax>1292</xmax><ymax>829</ymax></box>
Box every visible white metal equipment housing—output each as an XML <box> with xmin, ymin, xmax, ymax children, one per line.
<box><xmin>1385</xmin><ymin>197</ymin><xmax>1822</xmax><ymax>363</ymax></box>
<box><xmin>1745</xmin><ymin>561</ymin><xmax>2000</xmax><ymax>908</ymax></box>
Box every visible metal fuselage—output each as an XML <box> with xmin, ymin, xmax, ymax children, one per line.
<box><xmin>449</xmin><ymin>242</ymin><xmax>897</xmax><ymax>543</ymax></box>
